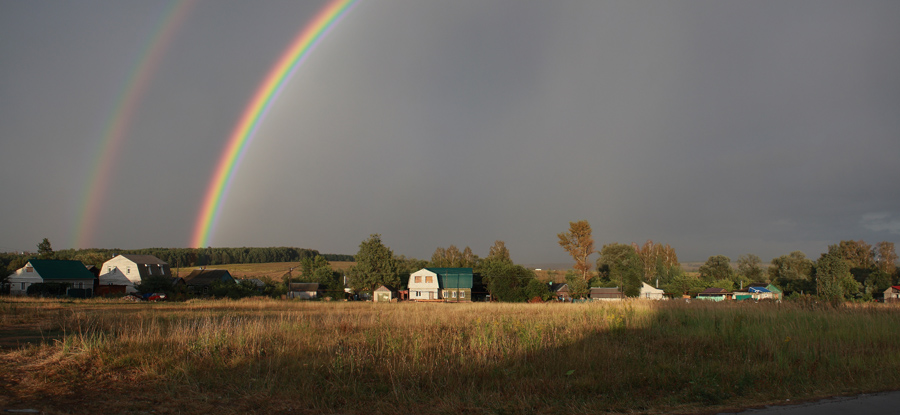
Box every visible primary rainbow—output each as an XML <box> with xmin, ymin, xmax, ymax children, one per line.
<box><xmin>191</xmin><ymin>0</ymin><xmax>359</xmax><ymax>248</ymax></box>
<box><xmin>73</xmin><ymin>0</ymin><xmax>195</xmax><ymax>249</ymax></box>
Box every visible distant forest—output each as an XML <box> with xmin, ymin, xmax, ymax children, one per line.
<box><xmin>1</xmin><ymin>246</ymin><xmax>354</xmax><ymax>275</ymax></box>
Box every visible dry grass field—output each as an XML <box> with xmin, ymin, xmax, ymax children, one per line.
<box><xmin>2</xmin><ymin>298</ymin><xmax>900</xmax><ymax>414</ymax></box>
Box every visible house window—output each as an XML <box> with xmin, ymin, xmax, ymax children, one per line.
<box><xmin>21</xmin><ymin>283</ymin><xmax>26</xmax><ymax>290</ymax></box>
<box><xmin>452</xmin><ymin>291</ymin><xmax>457</xmax><ymax>298</ymax></box>
<box><xmin>415</xmin><ymin>276</ymin><xmax>421</xmax><ymax>283</ymax></box>
<box><xmin>127</xmin><ymin>268</ymin><xmax>131</xmax><ymax>274</ymax></box>
<box><xmin>460</xmin><ymin>291</ymin><xmax>465</xmax><ymax>299</ymax></box>
<box><xmin>425</xmin><ymin>276</ymin><xmax>433</xmax><ymax>283</ymax></box>
<box><xmin>416</xmin><ymin>291</ymin><xmax>420</xmax><ymax>297</ymax></box>
<box><xmin>25</xmin><ymin>266</ymin><xmax>33</xmax><ymax>273</ymax></box>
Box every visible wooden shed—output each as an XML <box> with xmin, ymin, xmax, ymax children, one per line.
<box><xmin>374</xmin><ymin>285</ymin><xmax>397</xmax><ymax>302</ymax></box>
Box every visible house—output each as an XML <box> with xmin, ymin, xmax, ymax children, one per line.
<box><xmin>734</xmin><ymin>285</ymin><xmax>774</xmax><ymax>301</ymax></box>
<box><xmin>182</xmin><ymin>269</ymin><xmax>235</xmax><ymax>293</ymax></box>
<box><xmin>697</xmin><ymin>287</ymin><xmax>733</xmax><ymax>302</ymax></box>
<box><xmin>766</xmin><ymin>284</ymin><xmax>783</xmax><ymax>300</ymax></box>
<box><xmin>639</xmin><ymin>282</ymin><xmax>665</xmax><ymax>300</ymax></box>
<box><xmin>8</xmin><ymin>259</ymin><xmax>96</xmax><ymax>297</ymax></box>
<box><xmin>98</xmin><ymin>254</ymin><xmax>172</xmax><ymax>293</ymax></box>
<box><xmin>884</xmin><ymin>286</ymin><xmax>900</xmax><ymax>303</ymax></box>
<box><xmin>549</xmin><ymin>282</ymin><xmax>571</xmax><ymax>301</ymax></box>
<box><xmin>590</xmin><ymin>287</ymin><xmax>624</xmax><ymax>301</ymax></box>
<box><xmin>288</xmin><ymin>282</ymin><xmax>320</xmax><ymax>299</ymax></box>
<box><xmin>407</xmin><ymin>268</ymin><xmax>473</xmax><ymax>302</ymax></box>
<box><xmin>374</xmin><ymin>285</ymin><xmax>398</xmax><ymax>302</ymax></box>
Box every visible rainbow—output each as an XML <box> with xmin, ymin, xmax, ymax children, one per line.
<box><xmin>191</xmin><ymin>0</ymin><xmax>359</xmax><ymax>248</ymax></box>
<box><xmin>73</xmin><ymin>0</ymin><xmax>195</xmax><ymax>249</ymax></box>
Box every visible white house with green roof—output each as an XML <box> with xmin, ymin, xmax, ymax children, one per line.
<box><xmin>8</xmin><ymin>259</ymin><xmax>96</xmax><ymax>296</ymax></box>
<box><xmin>407</xmin><ymin>268</ymin><xmax>473</xmax><ymax>302</ymax></box>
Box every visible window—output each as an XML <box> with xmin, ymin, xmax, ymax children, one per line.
<box><xmin>460</xmin><ymin>291</ymin><xmax>465</xmax><ymax>299</ymax></box>
<box><xmin>21</xmin><ymin>283</ymin><xmax>26</xmax><ymax>290</ymax></box>
<box><xmin>416</xmin><ymin>291</ymin><xmax>420</xmax><ymax>297</ymax></box>
<box><xmin>415</xmin><ymin>276</ymin><xmax>421</xmax><ymax>283</ymax></box>
<box><xmin>452</xmin><ymin>291</ymin><xmax>457</xmax><ymax>298</ymax></box>
<box><xmin>127</xmin><ymin>267</ymin><xmax>131</xmax><ymax>274</ymax></box>
<box><xmin>25</xmin><ymin>266</ymin><xmax>33</xmax><ymax>273</ymax></box>
<box><xmin>425</xmin><ymin>276</ymin><xmax>433</xmax><ymax>283</ymax></box>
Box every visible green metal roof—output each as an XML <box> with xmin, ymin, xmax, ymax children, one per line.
<box><xmin>425</xmin><ymin>268</ymin><xmax>473</xmax><ymax>289</ymax></box>
<box><xmin>28</xmin><ymin>259</ymin><xmax>96</xmax><ymax>281</ymax></box>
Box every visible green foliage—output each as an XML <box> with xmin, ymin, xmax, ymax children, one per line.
<box><xmin>769</xmin><ymin>251</ymin><xmax>814</xmax><ymax>294</ymax></box>
<box><xmin>736</xmin><ymin>254</ymin><xmax>764</xmax><ymax>282</ymax></box>
<box><xmin>347</xmin><ymin>234</ymin><xmax>401</xmax><ymax>292</ymax></box>
<box><xmin>209</xmin><ymin>280</ymin><xmax>259</xmax><ymax>299</ymax></box>
<box><xmin>524</xmin><ymin>279</ymin><xmax>552</xmax><ymax>301</ymax></box>
<box><xmin>699</xmin><ymin>255</ymin><xmax>734</xmax><ymax>282</ymax></box>
<box><xmin>477</xmin><ymin>259</ymin><xmax>535</xmax><ymax>302</ymax></box>
<box><xmin>815</xmin><ymin>248</ymin><xmax>860</xmax><ymax>301</ymax></box>
<box><xmin>564</xmin><ymin>270</ymin><xmax>590</xmax><ymax>299</ymax></box>
<box><xmin>598</xmin><ymin>243</ymin><xmax>642</xmax><ymax>296</ymax></box>
<box><xmin>864</xmin><ymin>270</ymin><xmax>893</xmax><ymax>296</ymax></box>
<box><xmin>26</xmin><ymin>282</ymin><xmax>69</xmax><ymax>297</ymax></box>
<box><xmin>136</xmin><ymin>274</ymin><xmax>174</xmax><ymax>295</ymax></box>
<box><xmin>37</xmin><ymin>238</ymin><xmax>54</xmax><ymax>259</ymax></box>
<box><xmin>664</xmin><ymin>273</ymin><xmax>703</xmax><ymax>295</ymax></box>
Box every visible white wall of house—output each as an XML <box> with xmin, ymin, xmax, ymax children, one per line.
<box><xmin>408</xmin><ymin>269</ymin><xmax>440</xmax><ymax>300</ymax></box>
<box><xmin>8</xmin><ymin>264</ymin><xmax>42</xmax><ymax>296</ymax></box>
<box><xmin>640</xmin><ymin>283</ymin><xmax>665</xmax><ymax>300</ymax></box>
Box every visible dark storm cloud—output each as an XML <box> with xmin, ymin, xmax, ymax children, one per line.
<box><xmin>1</xmin><ymin>1</ymin><xmax>898</xmax><ymax>264</ymax></box>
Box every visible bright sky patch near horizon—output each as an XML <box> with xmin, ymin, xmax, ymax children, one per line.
<box><xmin>2</xmin><ymin>1</ymin><xmax>899</xmax><ymax>264</ymax></box>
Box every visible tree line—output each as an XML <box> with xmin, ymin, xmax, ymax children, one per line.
<box><xmin>1</xmin><ymin>240</ymin><xmax>354</xmax><ymax>278</ymax></box>
<box><xmin>558</xmin><ymin>220</ymin><xmax>900</xmax><ymax>301</ymax></box>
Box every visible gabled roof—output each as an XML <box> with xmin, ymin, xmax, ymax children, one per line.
<box><xmin>183</xmin><ymin>269</ymin><xmax>234</xmax><ymax>286</ymax></box>
<box><xmin>375</xmin><ymin>285</ymin><xmax>397</xmax><ymax>292</ymax></box>
<box><xmin>424</xmin><ymin>268</ymin><xmax>473</xmax><ymax>289</ymax></box>
<box><xmin>748</xmin><ymin>286</ymin><xmax>771</xmax><ymax>293</ymax></box>
<box><xmin>115</xmin><ymin>254</ymin><xmax>168</xmax><ymax>265</ymax></box>
<box><xmin>549</xmin><ymin>282</ymin><xmax>568</xmax><ymax>292</ymax></box>
<box><xmin>765</xmin><ymin>284</ymin><xmax>783</xmax><ymax>293</ymax></box>
<box><xmin>589</xmin><ymin>287</ymin><xmax>624</xmax><ymax>298</ymax></box>
<box><xmin>28</xmin><ymin>260</ymin><xmax>96</xmax><ymax>281</ymax></box>
<box><xmin>289</xmin><ymin>283</ymin><xmax>319</xmax><ymax>292</ymax></box>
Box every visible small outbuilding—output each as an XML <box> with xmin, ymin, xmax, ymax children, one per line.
<box><xmin>590</xmin><ymin>287</ymin><xmax>624</xmax><ymax>301</ymax></box>
<box><xmin>697</xmin><ymin>287</ymin><xmax>733</xmax><ymax>301</ymax></box>
<box><xmin>884</xmin><ymin>286</ymin><xmax>900</xmax><ymax>303</ymax></box>
<box><xmin>374</xmin><ymin>285</ymin><xmax>398</xmax><ymax>302</ymax></box>
<box><xmin>288</xmin><ymin>282</ymin><xmax>320</xmax><ymax>299</ymax></box>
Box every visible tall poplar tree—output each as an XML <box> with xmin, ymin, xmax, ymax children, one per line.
<box><xmin>558</xmin><ymin>220</ymin><xmax>594</xmax><ymax>283</ymax></box>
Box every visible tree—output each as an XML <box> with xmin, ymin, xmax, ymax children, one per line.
<box><xmin>347</xmin><ymin>234</ymin><xmax>400</xmax><ymax>292</ymax></box>
<box><xmin>699</xmin><ymin>255</ymin><xmax>734</xmax><ymax>283</ymax></box>
<box><xmin>736</xmin><ymin>254</ymin><xmax>764</xmax><ymax>282</ymax></box>
<box><xmin>37</xmin><ymin>238</ymin><xmax>53</xmax><ymax>259</ymax></box>
<box><xmin>597</xmin><ymin>243</ymin><xmax>637</xmax><ymax>286</ymax></box>
<box><xmin>769</xmin><ymin>251</ymin><xmax>814</xmax><ymax>294</ymax></box>
<box><xmin>874</xmin><ymin>241</ymin><xmax>898</xmax><ymax>276</ymax></box>
<box><xmin>477</xmin><ymin>259</ymin><xmax>534</xmax><ymax>302</ymax></box>
<box><xmin>596</xmin><ymin>243</ymin><xmax>642</xmax><ymax>295</ymax></box>
<box><xmin>836</xmin><ymin>240</ymin><xmax>874</xmax><ymax>270</ymax></box>
<box><xmin>816</xmin><ymin>247</ymin><xmax>859</xmax><ymax>301</ymax></box>
<box><xmin>557</xmin><ymin>220</ymin><xmax>594</xmax><ymax>284</ymax></box>
<box><xmin>486</xmin><ymin>240</ymin><xmax>511</xmax><ymax>264</ymax></box>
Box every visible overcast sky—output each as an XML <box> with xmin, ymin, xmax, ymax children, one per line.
<box><xmin>2</xmin><ymin>0</ymin><xmax>899</xmax><ymax>264</ymax></box>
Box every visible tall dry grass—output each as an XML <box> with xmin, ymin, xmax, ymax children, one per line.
<box><xmin>3</xmin><ymin>298</ymin><xmax>900</xmax><ymax>414</ymax></box>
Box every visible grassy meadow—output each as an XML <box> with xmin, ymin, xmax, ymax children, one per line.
<box><xmin>2</xmin><ymin>298</ymin><xmax>900</xmax><ymax>414</ymax></box>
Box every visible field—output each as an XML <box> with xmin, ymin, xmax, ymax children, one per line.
<box><xmin>2</xmin><ymin>298</ymin><xmax>900</xmax><ymax>414</ymax></box>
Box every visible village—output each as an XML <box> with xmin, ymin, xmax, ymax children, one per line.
<box><xmin>11</xmin><ymin>253</ymin><xmax>892</xmax><ymax>303</ymax></box>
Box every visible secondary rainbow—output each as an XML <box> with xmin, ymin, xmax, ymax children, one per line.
<box><xmin>72</xmin><ymin>0</ymin><xmax>195</xmax><ymax>249</ymax></box>
<box><xmin>191</xmin><ymin>0</ymin><xmax>359</xmax><ymax>248</ymax></box>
